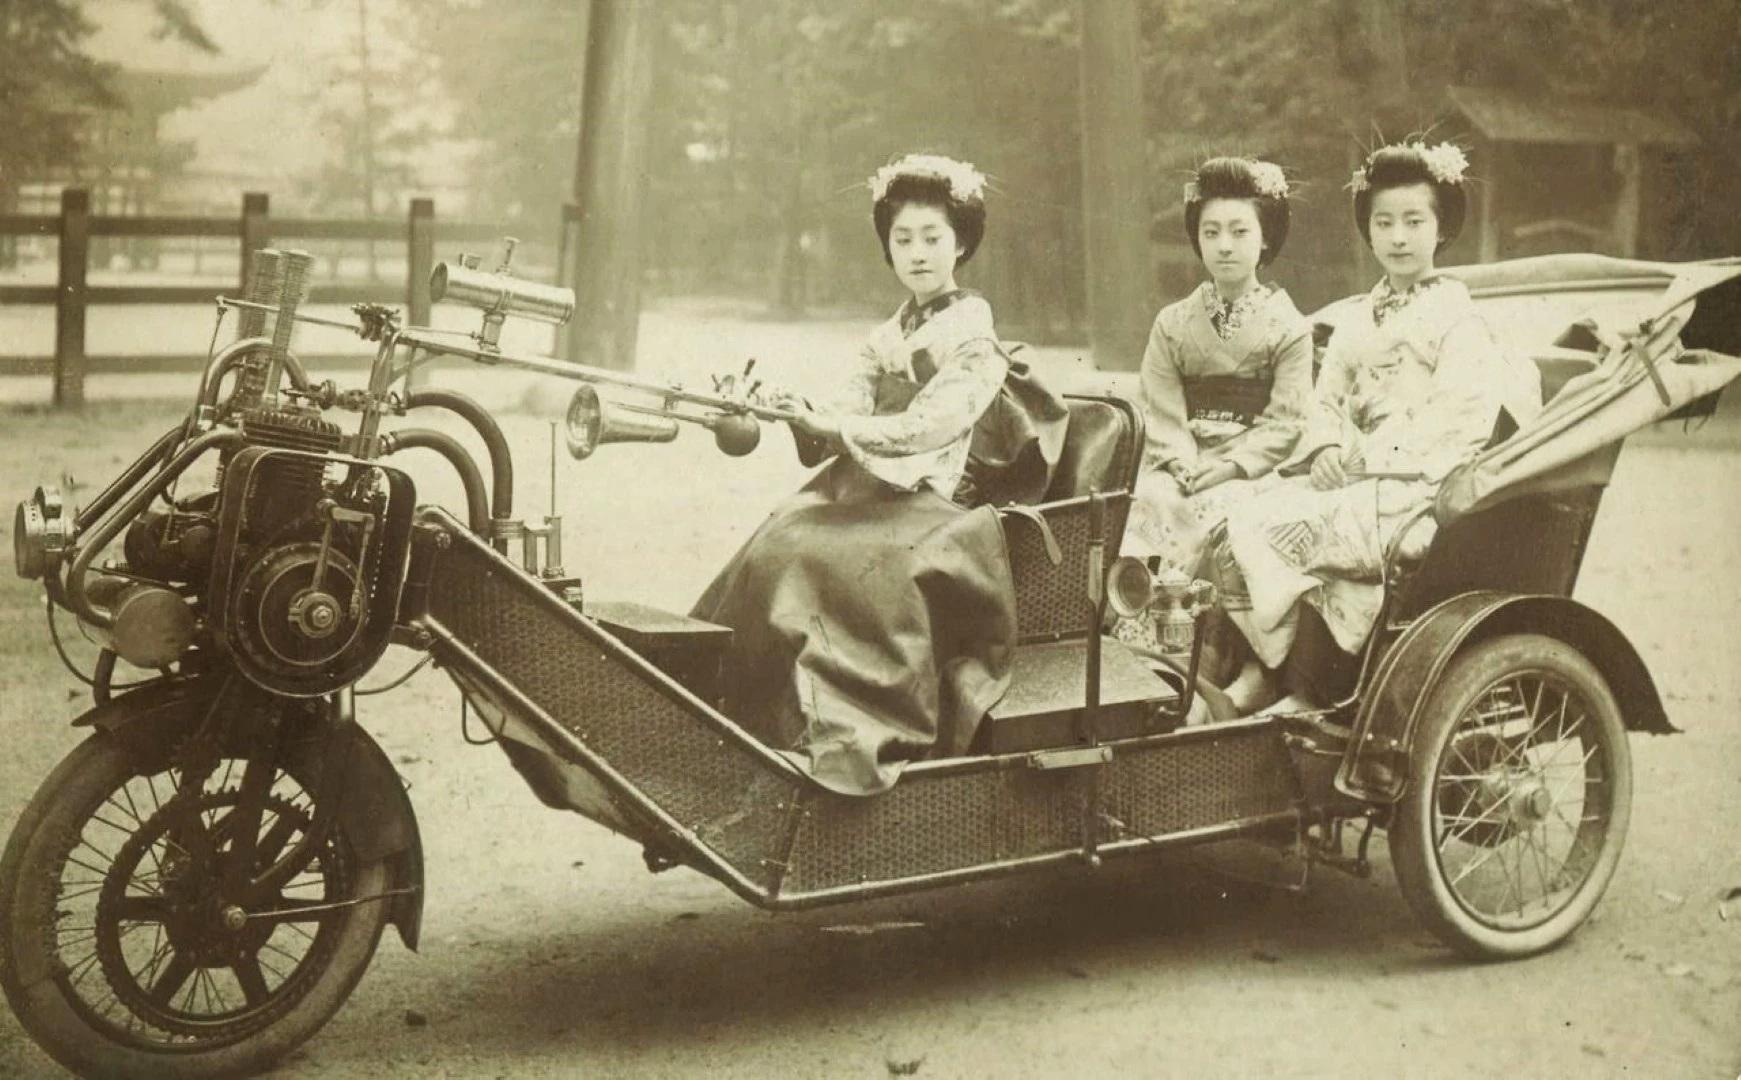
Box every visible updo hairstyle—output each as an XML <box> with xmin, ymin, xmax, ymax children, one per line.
<box><xmin>870</xmin><ymin>159</ymin><xmax>987</xmax><ymax>267</ymax></box>
<box><xmin>1183</xmin><ymin>156</ymin><xmax>1292</xmax><ymax>265</ymax></box>
<box><xmin>1351</xmin><ymin>144</ymin><xmax>1470</xmax><ymax>251</ymax></box>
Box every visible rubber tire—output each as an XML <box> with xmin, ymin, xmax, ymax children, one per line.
<box><xmin>1389</xmin><ymin>633</ymin><xmax>1633</xmax><ymax>961</ymax></box>
<box><xmin>0</xmin><ymin>731</ymin><xmax>390</xmax><ymax>1079</ymax></box>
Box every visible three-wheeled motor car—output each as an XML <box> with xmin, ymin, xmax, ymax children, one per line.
<box><xmin>2</xmin><ymin>250</ymin><xmax>1738</xmax><ymax>1078</ymax></box>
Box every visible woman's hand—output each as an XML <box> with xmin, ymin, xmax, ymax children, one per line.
<box><xmin>1161</xmin><ymin>458</ymin><xmax>1194</xmax><ymax>489</ymax></box>
<box><xmin>760</xmin><ymin>385</ymin><xmax>808</xmax><ymax>414</ymax></box>
<box><xmin>1309</xmin><ymin>445</ymin><xmax>1348</xmax><ymax>490</ymax></box>
<box><xmin>787</xmin><ymin>403</ymin><xmax>844</xmax><ymax>448</ymax></box>
<box><xmin>1185</xmin><ymin>460</ymin><xmax>1241</xmax><ymax>495</ymax></box>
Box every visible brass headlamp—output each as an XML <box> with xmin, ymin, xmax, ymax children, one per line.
<box><xmin>13</xmin><ymin>486</ymin><xmax>69</xmax><ymax>579</ymax></box>
<box><xmin>428</xmin><ymin>239</ymin><xmax>576</xmax><ymax>348</ymax></box>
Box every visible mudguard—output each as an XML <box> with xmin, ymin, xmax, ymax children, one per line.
<box><xmin>1337</xmin><ymin>591</ymin><xmax>1672</xmax><ymax>804</ymax></box>
<box><xmin>74</xmin><ymin>678</ymin><xmax>425</xmax><ymax>950</ymax></box>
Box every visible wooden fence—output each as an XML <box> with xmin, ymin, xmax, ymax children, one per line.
<box><xmin>0</xmin><ymin>190</ymin><xmax>531</xmax><ymax>407</ymax></box>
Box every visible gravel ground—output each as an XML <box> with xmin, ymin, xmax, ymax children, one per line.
<box><xmin>0</xmin><ymin>305</ymin><xmax>1737</xmax><ymax>1078</ymax></box>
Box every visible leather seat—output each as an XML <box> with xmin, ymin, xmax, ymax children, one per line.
<box><xmin>1043</xmin><ymin>396</ymin><xmax>1143</xmax><ymax>500</ymax></box>
<box><xmin>999</xmin><ymin>395</ymin><xmax>1145</xmax><ymax>643</ymax></box>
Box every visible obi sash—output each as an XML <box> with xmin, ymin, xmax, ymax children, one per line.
<box><xmin>1183</xmin><ymin>374</ymin><xmax>1272</xmax><ymax>428</ymax></box>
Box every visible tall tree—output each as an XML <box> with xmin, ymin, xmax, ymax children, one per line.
<box><xmin>0</xmin><ymin>3</ymin><xmax>110</xmax><ymax>189</ymax></box>
<box><xmin>302</xmin><ymin>0</ymin><xmax>431</xmax><ymax>268</ymax></box>
<box><xmin>406</xmin><ymin>0</ymin><xmax>589</xmax><ymax>224</ymax></box>
<box><xmin>0</xmin><ymin>0</ymin><xmax>215</xmax><ymax>263</ymax></box>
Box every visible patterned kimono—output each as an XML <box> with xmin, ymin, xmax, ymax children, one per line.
<box><xmin>1125</xmin><ymin>282</ymin><xmax>1312</xmax><ymax>574</ymax></box>
<box><xmin>693</xmin><ymin>290</ymin><xmax>1059</xmax><ymax>795</ymax></box>
<box><xmin>1213</xmin><ymin>275</ymin><xmax>1541</xmax><ymax>668</ymax></box>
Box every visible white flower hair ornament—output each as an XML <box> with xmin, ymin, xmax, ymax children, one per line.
<box><xmin>1245</xmin><ymin>160</ymin><xmax>1290</xmax><ymax>199</ymax></box>
<box><xmin>868</xmin><ymin>154</ymin><xmax>988</xmax><ymax>205</ymax></box>
<box><xmin>1418</xmin><ymin>142</ymin><xmax>1470</xmax><ymax>184</ymax></box>
<box><xmin>1184</xmin><ymin>158</ymin><xmax>1290</xmax><ymax>203</ymax></box>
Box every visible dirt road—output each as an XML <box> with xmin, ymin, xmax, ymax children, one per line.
<box><xmin>0</xmin><ymin>319</ymin><xmax>1737</xmax><ymax>1077</ymax></box>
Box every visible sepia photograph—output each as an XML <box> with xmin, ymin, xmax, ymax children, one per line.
<box><xmin>0</xmin><ymin>1</ymin><xmax>1737</xmax><ymax>1076</ymax></box>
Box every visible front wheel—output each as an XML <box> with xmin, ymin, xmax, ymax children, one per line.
<box><xmin>1389</xmin><ymin>634</ymin><xmax>1633</xmax><ymax>960</ymax></box>
<box><xmin>0</xmin><ymin>728</ymin><xmax>389</xmax><ymax>1078</ymax></box>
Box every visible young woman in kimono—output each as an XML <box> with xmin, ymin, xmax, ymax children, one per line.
<box><xmin>1208</xmin><ymin>141</ymin><xmax>1541</xmax><ymax>710</ymax></box>
<box><xmin>1123</xmin><ymin>157</ymin><xmax>1313</xmax><ymax>582</ymax></box>
<box><xmin>691</xmin><ymin>154</ymin><xmax>1066</xmax><ymax>795</ymax></box>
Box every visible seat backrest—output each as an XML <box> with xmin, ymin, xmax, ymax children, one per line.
<box><xmin>1003</xmin><ymin>394</ymin><xmax>1145</xmax><ymax>643</ymax></box>
<box><xmin>1043</xmin><ymin>395</ymin><xmax>1144</xmax><ymax>501</ymax></box>
<box><xmin>1394</xmin><ymin>484</ymin><xmax>1608</xmax><ymax>621</ymax></box>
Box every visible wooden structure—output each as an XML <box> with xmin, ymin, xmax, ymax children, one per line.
<box><xmin>0</xmin><ymin>192</ymin><xmax>512</xmax><ymax>407</ymax></box>
<box><xmin>1447</xmin><ymin>85</ymin><xmax>1699</xmax><ymax>264</ymax></box>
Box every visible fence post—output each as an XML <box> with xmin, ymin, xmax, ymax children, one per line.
<box><xmin>239</xmin><ymin>192</ymin><xmax>270</xmax><ymax>293</ymax></box>
<box><xmin>405</xmin><ymin>197</ymin><xmax>435</xmax><ymax>390</ymax></box>
<box><xmin>53</xmin><ymin>188</ymin><xmax>90</xmax><ymax>409</ymax></box>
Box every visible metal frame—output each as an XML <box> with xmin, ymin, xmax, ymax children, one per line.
<box><xmin>415</xmin><ymin>508</ymin><xmax>1302</xmax><ymax>911</ymax></box>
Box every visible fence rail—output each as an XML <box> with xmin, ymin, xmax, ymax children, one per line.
<box><xmin>0</xmin><ymin>189</ymin><xmax>533</xmax><ymax>406</ymax></box>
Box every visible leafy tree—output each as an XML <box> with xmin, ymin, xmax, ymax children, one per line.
<box><xmin>402</xmin><ymin>0</ymin><xmax>1086</xmax><ymax>323</ymax></box>
<box><xmin>0</xmin><ymin>0</ymin><xmax>214</xmax><ymax>263</ymax></box>
<box><xmin>302</xmin><ymin>0</ymin><xmax>434</xmax><ymax>275</ymax></box>
<box><xmin>1142</xmin><ymin>0</ymin><xmax>1741</xmax><ymax>267</ymax></box>
<box><xmin>406</xmin><ymin>0</ymin><xmax>588</xmax><ymax>223</ymax></box>
<box><xmin>400</xmin><ymin>0</ymin><xmax>1739</xmax><ymax>322</ymax></box>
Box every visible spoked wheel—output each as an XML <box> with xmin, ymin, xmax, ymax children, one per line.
<box><xmin>0</xmin><ymin>729</ymin><xmax>389</xmax><ymax>1078</ymax></box>
<box><xmin>1390</xmin><ymin>634</ymin><xmax>1632</xmax><ymax>960</ymax></box>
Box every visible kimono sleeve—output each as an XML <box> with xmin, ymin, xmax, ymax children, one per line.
<box><xmin>1361</xmin><ymin>314</ymin><xmax>1506</xmax><ymax>480</ymax></box>
<box><xmin>837</xmin><ymin>336</ymin><xmax>1008</xmax><ymax>459</ymax></box>
<box><xmin>828</xmin><ymin>339</ymin><xmax>881</xmax><ymax>416</ymax></box>
<box><xmin>1222</xmin><ymin>320</ymin><xmax>1311</xmax><ymax>479</ymax></box>
<box><xmin>1291</xmin><ymin>330</ymin><xmax>1360</xmax><ymax>466</ymax></box>
<box><xmin>1139</xmin><ymin>314</ymin><xmax>1196</xmax><ymax>470</ymax></box>
<box><xmin>792</xmin><ymin>338</ymin><xmax>881</xmax><ymax>465</ymax></box>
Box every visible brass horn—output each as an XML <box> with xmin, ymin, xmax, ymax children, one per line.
<box><xmin>1105</xmin><ymin>555</ymin><xmax>1157</xmax><ymax>619</ymax></box>
<box><xmin>564</xmin><ymin>384</ymin><xmax>767</xmax><ymax>460</ymax></box>
<box><xmin>565</xmin><ymin>385</ymin><xmax>679</xmax><ymax>459</ymax></box>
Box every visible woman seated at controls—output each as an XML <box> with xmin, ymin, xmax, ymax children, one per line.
<box><xmin>692</xmin><ymin>153</ymin><xmax>1066</xmax><ymax>795</ymax></box>
<box><xmin>1119</xmin><ymin>156</ymin><xmax>1312</xmax><ymax>649</ymax></box>
<box><xmin>1205</xmin><ymin>141</ymin><xmax>1541</xmax><ymax>711</ymax></box>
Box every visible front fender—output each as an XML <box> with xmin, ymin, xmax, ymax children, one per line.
<box><xmin>78</xmin><ymin>679</ymin><xmax>426</xmax><ymax>951</ymax></box>
<box><xmin>1338</xmin><ymin>592</ymin><xmax>1672</xmax><ymax>804</ymax></box>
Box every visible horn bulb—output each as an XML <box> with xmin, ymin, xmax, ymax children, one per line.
<box><xmin>711</xmin><ymin>413</ymin><xmax>761</xmax><ymax>456</ymax></box>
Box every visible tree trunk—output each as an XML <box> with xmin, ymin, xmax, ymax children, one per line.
<box><xmin>1077</xmin><ymin>0</ymin><xmax>1152</xmax><ymax>370</ymax></box>
<box><xmin>567</xmin><ymin>0</ymin><xmax>658</xmax><ymax>371</ymax></box>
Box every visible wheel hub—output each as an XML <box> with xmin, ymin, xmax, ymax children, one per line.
<box><xmin>92</xmin><ymin>786</ymin><xmax>325</xmax><ymax>1036</ymax></box>
<box><xmin>1444</xmin><ymin>732</ymin><xmax>1521</xmax><ymax>846</ymax></box>
<box><xmin>1513</xmin><ymin>783</ymin><xmax>1554</xmax><ymax>826</ymax></box>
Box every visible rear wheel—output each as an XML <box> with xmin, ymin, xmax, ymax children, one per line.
<box><xmin>1389</xmin><ymin>634</ymin><xmax>1632</xmax><ymax>960</ymax></box>
<box><xmin>0</xmin><ymin>729</ymin><xmax>389</xmax><ymax>1078</ymax></box>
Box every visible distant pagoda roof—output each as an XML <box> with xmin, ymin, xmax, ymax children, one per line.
<box><xmin>107</xmin><ymin>66</ymin><xmax>266</xmax><ymax>115</ymax></box>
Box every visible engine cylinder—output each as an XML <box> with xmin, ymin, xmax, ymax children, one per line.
<box><xmin>237</xmin><ymin>408</ymin><xmax>343</xmax><ymax>537</ymax></box>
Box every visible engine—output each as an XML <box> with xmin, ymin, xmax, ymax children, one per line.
<box><xmin>14</xmin><ymin>248</ymin><xmax>418</xmax><ymax>698</ymax></box>
<box><xmin>206</xmin><ymin>404</ymin><xmax>414</xmax><ymax>697</ymax></box>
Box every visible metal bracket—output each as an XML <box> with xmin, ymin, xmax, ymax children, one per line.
<box><xmin>1026</xmin><ymin>745</ymin><xmax>1112</xmax><ymax>771</ymax></box>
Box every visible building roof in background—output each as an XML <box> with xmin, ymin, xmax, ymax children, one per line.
<box><xmin>1448</xmin><ymin>85</ymin><xmax>1698</xmax><ymax>148</ymax></box>
<box><xmin>109</xmin><ymin>68</ymin><xmax>267</xmax><ymax>115</ymax></box>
